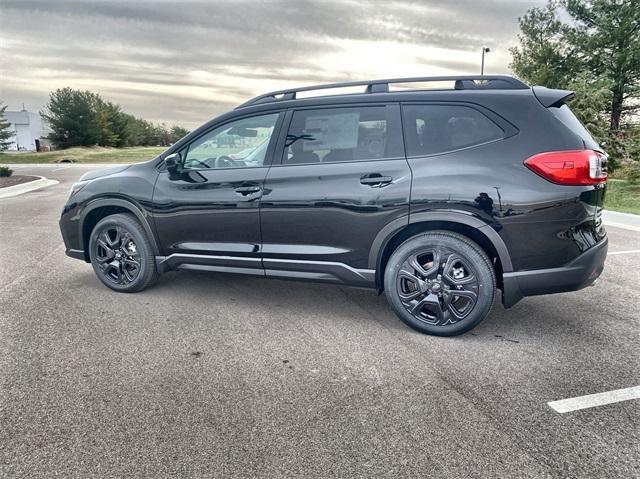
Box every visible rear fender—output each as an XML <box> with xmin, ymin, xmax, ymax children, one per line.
<box><xmin>369</xmin><ymin>211</ymin><xmax>519</xmax><ymax>306</ymax></box>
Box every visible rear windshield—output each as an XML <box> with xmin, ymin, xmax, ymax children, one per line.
<box><xmin>549</xmin><ymin>104</ymin><xmax>600</xmax><ymax>149</ymax></box>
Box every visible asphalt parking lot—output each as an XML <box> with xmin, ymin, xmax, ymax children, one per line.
<box><xmin>1</xmin><ymin>165</ymin><xmax>638</xmax><ymax>478</ymax></box>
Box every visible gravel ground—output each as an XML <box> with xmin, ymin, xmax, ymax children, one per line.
<box><xmin>1</xmin><ymin>165</ymin><xmax>638</xmax><ymax>478</ymax></box>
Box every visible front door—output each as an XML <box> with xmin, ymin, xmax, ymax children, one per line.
<box><xmin>259</xmin><ymin>104</ymin><xmax>411</xmax><ymax>286</ymax></box>
<box><xmin>152</xmin><ymin>112</ymin><xmax>282</xmax><ymax>274</ymax></box>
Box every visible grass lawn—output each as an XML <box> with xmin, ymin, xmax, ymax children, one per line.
<box><xmin>604</xmin><ymin>179</ymin><xmax>640</xmax><ymax>215</ymax></box>
<box><xmin>0</xmin><ymin>146</ymin><xmax>166</xmax><ymax>164</ymax></box>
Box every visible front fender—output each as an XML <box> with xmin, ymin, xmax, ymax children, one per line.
<box><xmin>79</xmin><ymin>197</ymin><xmax>161</xmax><ymax>258</ymax></box>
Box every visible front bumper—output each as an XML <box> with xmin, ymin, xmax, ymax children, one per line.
<box><xmin>502</xmin><ymin>236</ymin><xmax>608</xmax><ymax>308</ymax></box>
<box><xmin>65</xmin><ymin>248</ymin><xmax>85</xmax><ymax>260</ymax></box>
<box><xmin>60</xmin><ymin>210</ymin><xmax>86</xmax><ymax>262</ymax></box>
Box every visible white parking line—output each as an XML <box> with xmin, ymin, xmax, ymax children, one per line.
<box><xmin>548</xmin><ymin>385</ymin><xmax>640</xmax><ymax>414</ymax></box>
<box><xmin>608</xmin><ymin>250</ymin><xmax>640</xmax><ymax>255</ymax></box>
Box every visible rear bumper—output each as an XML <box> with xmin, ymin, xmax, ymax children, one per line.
<box><xmin>502</xmin><ymin>236</ymin><xmax>608</xmax><ymax>308</ymax></box>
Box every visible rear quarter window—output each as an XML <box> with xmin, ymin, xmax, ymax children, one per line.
<box><xmin>402</xmin><ymin>104</ymin><xmax>504</xmax><ymax>157</ymax></box>
<box><xmin>549</xmin><ymin>104</ymin><xmax>600</xmax><ymax>149</ymax></box>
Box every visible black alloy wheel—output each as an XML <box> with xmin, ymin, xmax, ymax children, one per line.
<box><xmin>384</xmin><ymin>231</ymin><xmax>495</xmax><ymax>336</ymax></box>
<box><xmin>94</xmin><ymin>225</ymin><xmax>141</xmax><ymax>285</ymax></box>
<box><xmin>89</xmin><ymin>213</ymin><xmax>158</xmax><ymax>292</ymax></box>
<box><xmin>397</xmin><ymin>247</ymin><xmax>480</xmax><ymax>325</ymax></box>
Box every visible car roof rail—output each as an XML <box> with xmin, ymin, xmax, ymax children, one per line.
<box><xmin>236</xmin><ymin>75</ymin><xmax>529</xmax><ymax>109</ymax></box>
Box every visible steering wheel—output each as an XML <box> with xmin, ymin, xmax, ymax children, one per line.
<box><xmin>215</xmin><ymin>155</ymin><xmax>235</xmax><ymax>169</ymax></box>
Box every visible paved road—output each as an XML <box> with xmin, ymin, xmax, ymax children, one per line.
<box><xmin>1</xmin><ymin>165</ymin><xmax>638</xmax><ymax>478</ymax></box>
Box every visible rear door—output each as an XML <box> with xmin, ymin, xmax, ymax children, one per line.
<box><xmin>259</xmin><ymin>103</ymin><xmax>411</xmax><ymax>286</ymax></box>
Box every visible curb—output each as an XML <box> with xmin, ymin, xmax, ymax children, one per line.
<box><xmin>0</xmin><ymin>175</ymin><xmax>59</xmax><ymax>199</ymax></box>
<box><xmin>603</xmin><ymin>221</ymin><xmax>640</xmax><ymax>232</ymax></box>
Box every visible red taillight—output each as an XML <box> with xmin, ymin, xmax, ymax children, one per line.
<box><xmin>524</xmin><ymin>150</ymin><xmax>607</xmax><ymax>186</ymax></box>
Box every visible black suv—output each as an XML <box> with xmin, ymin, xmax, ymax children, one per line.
<box><xmin>60</xmin><ymin>75</ymin><xmax>608</xmax><ymax>336</ymax></box>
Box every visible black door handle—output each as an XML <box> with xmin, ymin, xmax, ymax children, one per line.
<box><xmin>360</xmin><ymin>175</ymin><xmax>393</xmax><ymax>187</ymax></box>
<box><xmin>234</xmin><ymin>186</ymin><xmax>262</xmax><ymax>195</ymax></box>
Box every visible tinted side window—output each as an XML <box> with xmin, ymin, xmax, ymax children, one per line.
<box><xmin>283</xmin><ymin>106</ymin><xmax>402</xmax><ymax>165</ymax></box>
<box><xmin>183</xmin><ymin>113</ymin><xmax>279</xmax><ymax>170</ymax></box>
<box><xmin>403</xmin><ymin>104</ymin><xmax>504</xmax><ymax>156</ymax></box>
<box><xmin>549</xmin><ymin>104</ymin><xmax>599</xmax><ymax>149</ymax></box>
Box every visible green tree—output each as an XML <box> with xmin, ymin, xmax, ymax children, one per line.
<box><xmin>96</xmin><ymin>100</ymin><xmax>136</xmax><ymax>147</ymax></box>
<box><xmin>510</xmin><ymin>1</ymin><xmax>579</xmax><ymax>89</ymax></box>
<box><xmin>169</xmin><ymin>125</ymin><xmax>189</xmax><ymax>144</ymax></box>
<box><xmin>566</xmin><ymin>74</ymin><xmax>611</xmax><ymax>140</ymax></box>
<box><xmin>511</xmin><ymin>0</ymin><xmax>640</xmax><ymax>130</ymax></box>
<box><xmin>41</xmin><ymin>87</ymin><xmax>190</xmax><ymax>149</ymax></box>
<box><xmin>564</xmin><ymin>0</ymin><xmax>640</xmax><ymax>130</ymax></box>
<box><xmin>510</xmin><ymin>0</ymin><xmax>640</xmax><ymax>167</ymax></box>
<box><xmin>118</xmin><ymin>113</ymin><xmax>144</xmax><ymax>146</ymax></box>
<box><xmin>135</xmin><ymin>118</ymin><xmax>159</xmax><ymax>146</ymax></box>
<box><xmin>41</xmin><ymin>88</ymin><xmax>101</xmax><ymax>148</ymax></box>
<box><xmin>0</xmin><ymin>102</ymin><xmax>14</xmax><ymax>151</ymax></box>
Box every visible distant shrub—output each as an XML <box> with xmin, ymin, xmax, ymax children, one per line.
<box><xmin>619</xmin><ymin>162</ymin><xmax>640</xmax><ymax>185</ymax></box>
<box><xmin>0</xmin><ymin>166</ymin><xmax>13</xmax><ymax>177</ymax></box>
<box><xmin>615</xmin><ymin>161</ymin><xmax>640</xmax><ymax>185</ymax></box>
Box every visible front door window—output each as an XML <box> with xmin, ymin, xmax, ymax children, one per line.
<box><xmin>183</xmin><ymin>113</ymin><xmax>279</xmax><ymax>170</ymax></box>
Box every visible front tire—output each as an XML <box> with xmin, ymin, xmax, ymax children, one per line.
<box><xmin>89</xmin><ymin>213</ymin><xmax>158</xmax><ymax>293</ymax></box>
<box><xmin>384</xmin><ymin>231</ymin><xmax>495</xmax><ymax>336</ymax></box>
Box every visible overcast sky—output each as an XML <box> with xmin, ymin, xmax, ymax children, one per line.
<box><xmin>0</xmin><ymin>0</ymin><xmax>544</xmax><ymax>129</ymax></box>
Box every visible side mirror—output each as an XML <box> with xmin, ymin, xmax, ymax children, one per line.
<box><xmin>164</xmin><ymin>153</ymin><xmax>182</xmax><ymax>180</ymax></box>
<box><xmin>165</xmin><ymin>153</ymin><xmax>180</xmax><ymax>169</ymax></box>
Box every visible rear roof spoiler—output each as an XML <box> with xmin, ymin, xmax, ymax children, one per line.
<box><xmin>532</xmin><ymin>86</ymin><xmax>575</xmax><ymax>107</ymax></box>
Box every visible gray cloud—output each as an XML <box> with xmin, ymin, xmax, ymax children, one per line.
<box><xmin>0</xmin><ymin>0</ymin><xmax>544</xmax><ymax>128</ymax></box>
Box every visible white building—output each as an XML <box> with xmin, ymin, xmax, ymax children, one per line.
<box><xmin>4</xmin><ymin>109</ymin><xmax>51</xmax><ymax>151</ymax></box>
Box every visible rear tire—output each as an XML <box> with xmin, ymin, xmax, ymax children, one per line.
<box><xmin>384</xmin><ymin>231</ymin><xmax>495</xmax><ymax>336</ymax></box>
<box><xmin>88</xmin><ymin>213</ymin><xmax>158</xmax><ymax>293</ymax></box>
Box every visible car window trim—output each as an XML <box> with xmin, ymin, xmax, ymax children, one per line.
<box><xmin>403</xmin><ymin>137</ymin><xmax>506</xmax><ymax>159</ymax></box>
<box><xmin>179</xmin><ymin>110</ymin><xmax>284</xmax><ymax>172</ymax></box>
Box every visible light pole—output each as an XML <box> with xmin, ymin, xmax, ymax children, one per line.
<box><xmin>492</xmin><ymin>186</ymin><xmax>502</xmax><ymax>213</ymax></box>
<box><xmin>481</xmin><ymin>47</ymin><xmax>491</xmax><ymax>76</ymax></box>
